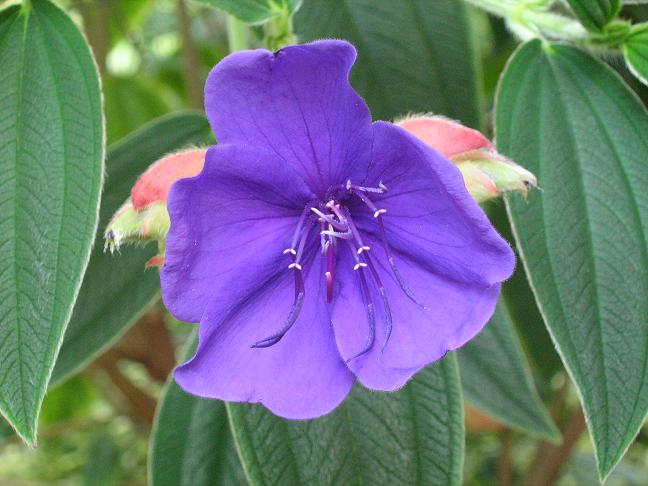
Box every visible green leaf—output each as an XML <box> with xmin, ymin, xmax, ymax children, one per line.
<box><xmin>457</xmin><ymin>301</ymin><xmax>559</xmax><ymax>440</ymax></box>
<box><xmin>624</xmin><ymin>24</ymin><xmax>648</xmax><ymax>86</ymax></box>
<box><xmin>486</xmin><ymin>202</ymin><xmax>563</xmax><ymax>380</ymax></box>
<box><xmin>194</xmin><ymin>0</ymin><xmax>302</xmax><ymax>24</ymax></box>
<box><xmin>150</xmin><ymin>333</ymin><xmax>247</xmax><ymax>486</ymax></box>
<box><xmin>294</xmin><ymin>0</ymin><xmax>483</xmax><ymax>128</ymax></box>
<box><xmin>82</xmin><ymin>433</ymin><xmax>122</xmax><ymax>486</ymax></box>
<box><xmin>566</xmin><ymin>0</ymin><xmax>621</xmax><ymax>32</ymax></box>
<box><xmin>0</xmin><ymin>418</ymin><xmax>13</xmax><ymax>443</ymax></box>
<box><xmin>51</xmin><ymin>112</ymin><xmax>212</xmax><ymax>386</ymax></box>
<box><xmin>229</xmin><ymin>356</ymin><xmax>464</xmax><ymax>485</ymax></box>
<box><xmin>104</xmin><ymin>76</ymin><xmax>171</xmax><ymax>145</ymax></box>
<box><xmin>495</xmin><ymin>40</ymin><xmax>648</xmax><ymax>481</ymax></box>
<box><xmin>0</xmin><ymin>0</ymin><xmax>104</xmax><ymax>444</ymax></box>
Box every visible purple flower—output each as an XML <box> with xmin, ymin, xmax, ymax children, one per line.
<box><xmin>160</xmin><ymin>40</ymin><xmax>515</xmax><ymax>419</ymax></box>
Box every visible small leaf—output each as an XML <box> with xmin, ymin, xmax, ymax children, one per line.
<box><xmin>51</xmin><ymin>112</ymin><xmax>212</xmax><ymax>386</ymax></box>
<box><xmin>194</xmin><ymin>0</ymin><xmax>301</xmax><ymax>24</ymax></box>
<box><xmin>496</xmin><ymin>40</ymin><xmax>648</xmax><ymax>480</ymax></box>
<box><xmin>457</xmin><ymin>301</ymin><xmax>559</xmax><ymax>441</ymax></box>
<box><xmin>294</xmin><ymin>0</ymin><xmax>483</xmax><ymax>127</ymax></box>
<box><xmin>150</xmin><ymin>333</ymin><xmax>247</xmax><ymax>486</ymax></box>
<box><xmin>623</xmin><ymin>23</ymin><xmax>648</xmax><ymax>86</ymax></box>
<box><xmin>566</xmin><ymin>0</ymin><xmax>621</xmax><ymax>32</ymax></box>
<box><xmin>0</xmin><ymin>0</ymin><xmax>104</xmax><ymax>444</ymax></box>
<box><xmin>229</xmin><ymin>356</ymin><xmax>464</xmax><ymax>485</ymax></box>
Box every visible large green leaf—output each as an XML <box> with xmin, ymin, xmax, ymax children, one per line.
<box><xmin>229</xmin><ymin>356</ymin><xmax>463</xmax><ymax>485</ymax></box>
<box><xmin>566</xmin><ymin>0</ymin><xmax>620</xmax><ymax>32</ymax></box>
<box><xmin>457</xmin><ymin>301</ymin><xmax>559</xmax><ymax>440</ymax></box>
<box><xmin>624</xmin><ymin>24</ymin><xmax>648</xmax><ymax>86</ymax></box>
<box><xmin>496</xmin><ymin>40</ymin><xmax>648</xmax><ymax>480</ymax></box>
<box><xmin>194</xmin><ymin>0</ymin><xmax>301</xmax><ymax>24</ymax></box>
<box><xmin>294</xmin><ymin>0</ymin><xmax>482</xmax><ymax>127</ymax></box>
<box><xmin>51</xmin><ymin>112</ymin><xmax>212</xmax><ymax>386</ymax></box>
<box><xmin>0</xmin><ymin>0</ymin><xmax>104</xmax><ymax>444</ymax></box>
<box><xmin>104</xmin><ymin>76</ymin><xmax>171</xmax><ymax>144</ymax></box>
<box><xmin>150</xmin><ymin>333</ymin><xmax>246</xmax><ymax>486</ymax></box>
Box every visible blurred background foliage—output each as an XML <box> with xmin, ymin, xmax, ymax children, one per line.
<box><xmin>1</xmin><ymin>0</ymin><xmax>648</xmax><ymax>484</ymax></box>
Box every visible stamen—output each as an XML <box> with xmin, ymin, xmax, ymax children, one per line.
<box><xmin>326</xmin><ymin>243</ymin><xmax>334</xmax><ymax>303</ymax></box>
<box><xmin>346</xmin><ymin>180</ymin><xmax>388</xmax><ymax>194</ymax></box>
<box><xmin>322</xmin><ymin>228</ymin><xmax>353</xmax><ymax>240</ymax></box>
<box><xmin>255</xmin><ymin>208</ymin><xmax>313</xmax><ymax>348</ymax></box>
<box><xmin>343</xmin><ymin>208</ymin><xmax>393</xmax><ymax>349</ymax></box>
<box><xmin>310</xmin><ymin>207</ymin><xmax>348</xmax><ymax>231</ymax></box>
<box><xmin>252</xmin><ymin>292</ymin><xmax>305</xmax><ymax>348</ymax></box>
<box><xmin>346</xmin><ymin>262</ymin><xmax>376</xmax><ymax>362</ymax></box>
<box><xmin>349</xmin><ymin>184</ymin><xmax>426</xmax><ymax>309</ymax></box>
<box><xmin>361</xmin><ymin>251</ymin><xmax>393</xmax><ymax>350</ymax></box>
<box><xmin>291</xmin><ymin>204</ymin><xmax>312</xmax><ymax>250</ymax></box>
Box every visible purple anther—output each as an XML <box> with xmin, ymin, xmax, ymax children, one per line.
<box><xmin>326</xmin><ymin>243</ymin><xmax>335</xmax><ymax>303</ymax></box>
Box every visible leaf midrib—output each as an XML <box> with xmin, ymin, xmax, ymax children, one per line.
<box><xmin>558</xmin><ymin>49</ymin><xmax>648</xmax><ymax>468</ymax></box>
<box><xmin>543</xmin><ymin>50</ymin><xmax>611</xmax><ymax>461</ymax></box>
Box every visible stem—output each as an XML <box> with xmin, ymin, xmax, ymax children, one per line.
<box><xmin>77</xmin><ymin>0</ymin><xmax>112</xmax><ymax>75</ymax></box>
<box><xmin>498</xmin><ymin>429</ymin><xmax>514</xmax><ymax>486</ymax></box>
<box><xmin>177</xmin><ymin>0</ymin><xmax>202</xmax><ymax>108</ymax></box>
<box><xmin>227</xmin><ymin>15</ymin><xmax>249</xmax><ymax>53</ymax></box>
<box><xmin>524</xmin><ymin>406</ymin><xmax>587</xmax><ymax>485</ymax></box>
<box><xmin>464</xmin><ymin>0</ymin><xmax>588</xmax><ymax>42</ymax></box>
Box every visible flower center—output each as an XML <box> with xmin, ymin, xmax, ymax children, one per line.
<box><xmin>251</xmin><ymin>180</ymin><xmax>424</xmax><ymax>358</ymax></box>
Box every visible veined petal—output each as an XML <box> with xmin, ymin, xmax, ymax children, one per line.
<box><xmin>355</xmin><ymin>121</ymin><xmax>515</xmax><ymax>288</ymax></box>
<box><xmin>332</xmin><ymin>241</ymin><xmax>501</xmax><ymax>390</ymax></box>
<box><xmin>175</xmin><ymin>253</ymin><xmax>355</xmax><ymax>419</ymax></box>
<box><xmin>204</xmin><ymin>40</ymin><xmax>372</xmax><ymax>195</ymax></box>
<box><xmin>161</xmin><ymin>144</ymin><xmax>313</xmax><ymax>323</ymax></box>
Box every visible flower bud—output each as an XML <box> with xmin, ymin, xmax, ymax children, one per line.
<box><xmin>396</xmin><ymin>115</ymin><xmax>536</xmax><ymax>203</ymax></box>
<box><xmin>104</xmin><ymin>148</ymin><xmax>207</xmax><ymax>267</ymax></box>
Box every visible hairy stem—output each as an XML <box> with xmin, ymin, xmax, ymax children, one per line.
<box><xmin>464</xmin><ymin>0</ymin><xmax>588</xmax><ymax>42</ymax></box>
<box><xmin>177</xmin><ymin>0</ymin><xmax>202</xmax><ymax>108</ymax></box>
<box><xmin>524</xmin><ymin>406</ymin><xmax>587</xmax><ymax>485</ymax></box>
<box><xmin>227</xmin><ymin>15</ymin><xmax>249</xmax><ymax>53</ymax></box>
<box><xmin>498</xmin><ymin>429</ymin><xmax>514</xmax><ymax>486</ymax></box>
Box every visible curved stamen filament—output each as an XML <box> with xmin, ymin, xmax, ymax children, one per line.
<box><xmin>253</xmin><ymin>213</ymin><xmax>313</xmax><ymax>348</ymax></box>
<box><xmin>342</xmin><ymin>207</ymin><xmax>393</xmax><ymax>348</ymax></box>
<box><xmin>346</xmin><ymin>240</ymin><xmax>376</xmax><ymax>362</ymax></box>
<box><xmin>348</xmin><ymin>182</ymin><xmax>426</xmax><ymax>309</ymax></box>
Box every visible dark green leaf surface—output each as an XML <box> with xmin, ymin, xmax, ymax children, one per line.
<box><xmin>104</xmin><ymin>76</ymin><xmax>171</xmax><ymax>144</ymax></box>
<box><xmin>457</xmin><ymin>301</ymin><xmax>559</xmax><ymax>440</ymax></box>
<box><xmin>194</xmin><ymin>0</ymin><xmax>301</xmax><ymax>24</ymax></box>
<box><xmin>496</xmin><ymin>40</ymin><xmax>648</xmax><ymax>480</ymax></box>
<box><xmin>566</xmin><ymin>0</ymin><xmax>620</xmax><ymax>31</ymax></box>
<box><xmin>0</xmin><ymin>0</ymin><xmax>104</xmax><ymax>443</ymax></box>
<box><xmin>486</xmin><ymin>202</ymin><xmax>562</xmax><ymax>380</ymax></box>
<box><xmin>294</xmin><ymin>0</ymin><xmax>482</xmax><ymax>127</ymax></box>
<box><xmin>624</xmin><ymin>24</ymin><xmax>648</xmax><ymax>85</ymax></box>
<box><xmin>150</xmin><ymin>333</ymin><xmax>246</xmax><ymax>486</ymax></box>
<box><xmin>229</xmin><ymin>356</ymin><xmax>463</xmax><ymax>486</ymax></box>
<box><xmin>51</xmin><ymin>112</ymin><xmax>212</xmax><ymax>386</ymax></box>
